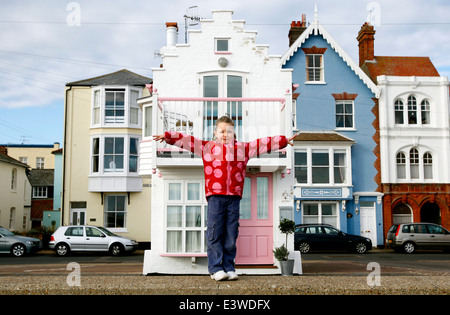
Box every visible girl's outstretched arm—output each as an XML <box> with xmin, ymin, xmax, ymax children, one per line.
<box><xmin>153</xmin><ymin>131</ymin><xmax>206</xmax><ymax>157</ymax></box>
<box><xmin>287</xmin><ymin>134</ymin><xmax>296</xmax><ymax>146</ymax></box>
<box><xmin>153</xmin><ymin>134</ymin><xmax>165</xmax><ymax>143</ymax></box>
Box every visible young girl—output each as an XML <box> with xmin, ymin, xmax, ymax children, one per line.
<box><xmin>154</xmin><ymin>116</ymin><xmax>294</xmax><ymax>281</ymax></box>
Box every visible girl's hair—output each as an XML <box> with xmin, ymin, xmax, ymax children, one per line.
<box><xmin>215</xmin><ymin>116</ymin><xmax>234</xmax><ymax>128</ymax></box>
<box><xmin>213</xmin><ymin>116</ymin><xmax>236</xmax><ymax>140</ymax></box>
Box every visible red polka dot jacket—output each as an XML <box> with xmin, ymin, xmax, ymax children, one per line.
<box><xmin>164</xmin><ymin>131</ymin><xmax>288</xmax><ymax>198</ymax></box>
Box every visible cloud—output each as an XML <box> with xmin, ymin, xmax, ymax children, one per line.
<box><xmin>0</xmin><ymin>0</ymin><xmax>449</xmax><ymax>110</ymax></box>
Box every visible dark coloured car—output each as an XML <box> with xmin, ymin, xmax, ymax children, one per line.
<box><xmin>0</xmin><ymin>226</ymin><xmax>42</xmax><ymax>257</ymax></box>
<box><xmin>386</xmin><ymin>223</ymin><xmax>450</xmax><ymax>254</ymax></box>
<box><xmin>294</xmin><ymin>224</ymin><xmax>372</xmax><ymax>254</ymax></box>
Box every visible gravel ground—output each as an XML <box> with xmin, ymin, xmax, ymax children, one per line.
<box><xmin>0</xmin><ymin>273</ymin><xmax>448</xmax><ymax>295</ymax></box>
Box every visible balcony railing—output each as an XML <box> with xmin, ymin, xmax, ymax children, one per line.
<box><xmin>139</xmin><ymin>96</ymin><xmax>291</xmax><ymax>173</ymax></box>
<box><xmin>157</xmin><ymin>96</ymin><xmax>287</xmax><ymax>140</ymax></box>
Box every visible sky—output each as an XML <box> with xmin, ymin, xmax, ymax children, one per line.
<box><xmin>0</xmin><ymin>0</ymin><xmax>449</xmax><ymax>146</ymax></box>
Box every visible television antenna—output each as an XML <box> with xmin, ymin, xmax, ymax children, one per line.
<box><xmin>183</xmin><ymin>6</ymin><xmax>201</xmax><ymax>44</ymax></box>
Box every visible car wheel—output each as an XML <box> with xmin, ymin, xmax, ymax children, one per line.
<box><xmin>11</xmin><ymin>243</ymin><xmax>26</xmax><ymax>257</ymax></box>
<box><xmin>355</xmin><ymin>242</ymin><xmax>367</xmax><ymax>254</ymax></box>
<box><xmin>298</xmin><ymin>242</ymin><xmax>311</xmax><ymax>254</ymax></box>
<box><xmin>110</xmin><ymin>243</ymin><xmax>124</xmax><ymax>256</ymax></box>
<box><xmin>403</xmin><ymin>241</ymin><xmax>416</xmax><ymax>254</ymax></box>
<box><xmin>55</xmin><ymin>243</ymin><xmax>70</xmax><ymax>256</ymax></box>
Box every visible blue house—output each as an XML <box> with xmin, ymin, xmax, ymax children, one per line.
<box><xmin>281</xmin><ymin>10</ymin><xmax>384</xmax><ymax>247</ymax></box>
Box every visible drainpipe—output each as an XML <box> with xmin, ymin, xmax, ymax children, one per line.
<box><xmin>61</xmin><ymin>85</ymin><xmax>72</xmax><ymax>226</ymax></box>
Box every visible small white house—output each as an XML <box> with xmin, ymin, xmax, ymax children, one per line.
<box><xmin>139</xmin><ymin>10</ymin><xmax>299</xmax><ymax>274</ymax></box>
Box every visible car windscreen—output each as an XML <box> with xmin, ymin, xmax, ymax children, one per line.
<box><xmin>97</xmin><ymin>227</ymin><xmax>118</xmax><ymax>236</ymax></box>
<box><xmin>0</xmin><ymin>227</ymin><xmax>15</xmax><ymax>236</ymax></box>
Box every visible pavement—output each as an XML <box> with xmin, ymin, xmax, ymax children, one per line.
<box><xmin>0</xmin><ymin>249</ymin><xmax>448</xmax><ymax>295</ymax></box>
<box><xmin>0</xmin><ymin>273</ymin><xmax>449</xmax><ymax>295</ymax></box>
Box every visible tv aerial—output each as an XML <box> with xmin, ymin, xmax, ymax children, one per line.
<box><xmin>183</xmin><ymin>6</ymin><xmax>201</xmax><ymax>43</ymax></box>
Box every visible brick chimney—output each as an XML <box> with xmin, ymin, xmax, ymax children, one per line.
<box><xmin>0</xmin><ymin>145</ymin><xmax>7</xmax><ymax>155</ymax></box>
<box><xmin>357</xmin><ymin>22</ymin><xmax>376</xmax><ymax>66</ymax></box>
<box><xmin>288</xmin><ymin>14</ymin><xmax>307</xmax><ymax>46</ymax></box>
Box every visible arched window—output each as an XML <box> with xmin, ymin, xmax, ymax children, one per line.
<box><xmin>396</xmin><ymin>152</ymin><xmax>406</xmax><ymax>179</ymax></box>
<box><xmin>392</xmin><ymin>203</ymin><xmax>413</xmax><ymax>224</ymax></box>
<box><xmin>423</xmin><ymin>152</ymin><xmax>433</xmax><ymax>179</ymax></box>
<box><xmin>407</xmin><ymin>95</ymin><xmax>417</xmax><ymax>124</ymax></box>
<box><xmin>394</xmin><ymin>99</ymin><xmax>404</xmax><ymax>124</ymax></box>
<box><xmin>409</xmin><ymin>148</ymin><xmax>419</xmax><ymax>179</ymax></box>
<box><xmin>421</xmin><ymin>99</ymin><xmax>430</xmax><ymax>124</ymax></box>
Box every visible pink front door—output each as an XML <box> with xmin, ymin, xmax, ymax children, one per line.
<box><xmin>235</xmin><ymin>173</ymin><xmax>273</xmax><ymax>265</ymax></box>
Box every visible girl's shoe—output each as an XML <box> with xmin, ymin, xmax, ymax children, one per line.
<box><xmin>227</xmin><ymin>271</ymin><xmax>238</xmax><ymax>280</ymax></box>
<box><xmin>211</xmin><ymin>270</ymin><xmax>228</xmax><ymax>281</ymax></box>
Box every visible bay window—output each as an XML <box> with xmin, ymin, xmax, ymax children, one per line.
<box><xmin>91</xmin><ymin>86</ymin><xmax>142</xmax><ymax>128</ymax></box>
<box><xmin>302</xmin><ymin>202</ymin><xmax>338</xmax><ymax>227</ymax></box>
<box><xmin>294</xmin><ymin>148</ymin><xmax>349</xmax><ymax>185</ymax></box>
<box><xmin>91</xmin><ymin>135</ymin><xmax>140</xmax><ymax>175</ymax></box>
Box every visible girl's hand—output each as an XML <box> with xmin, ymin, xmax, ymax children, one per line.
<box><xmin>287</xmin><ymin>134</ymin><xmax>296</xmax><ymax>146</ymax></box>
<box><xmin>153</xmin><ymin>134</ymin><xmax>165</xmax><ymax>143</ymax></box>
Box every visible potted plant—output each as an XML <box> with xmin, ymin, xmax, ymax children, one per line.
<box><xmin>273</xmin><ymin>218</ymin><xmax>296</xmax><ymax>276</ymax></box>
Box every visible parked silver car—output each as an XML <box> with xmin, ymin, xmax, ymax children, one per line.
<box><xmin>49</xmin><ymin>225</ymin><xmax>138</xmax><ymax>256</ymax></box>
<box><xmin>0</xmin><ymin>226</ymin><xmax>42</xmax><ymax>257</ymax></box>
<box><xmin>386</xmin><ymin>222</ymin><xmax>450</xmax><ymax>253</ymax></box>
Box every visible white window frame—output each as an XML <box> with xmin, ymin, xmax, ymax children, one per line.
<box><xmin>305</xmin><ymin>54</ymin><xmax>325</xmax><ymax>84</ymax></box>
<box><xmin>33</xmin><ymin>186</ymin><xmax>48</xmax><ymax>198</ymax></box>
<box><xmin>395</xmin><ymin>147</ymin><xmax>435</xmax><ymax>182</ymax></box>
<box><xmin>91</xmin><ymin>86</ymin><xmax>142</xmax><ymax>128</ymax></box>
<box><xmin>294</xmin><ymin>147</ymin><xmax>352</xmax><ymax>186</ymax></box>
<box><xmin>335</xmin><ymin>100</ymin><xmax>355</xmax><ymax>130</ymax></box>
<box><xmin>104</xmin><ymin>194</ymin><xmax>127</xmax><ymax>232</ymax></box>
<box><xmin>302</xmin><ymin>202</ymin><xmax>340</xmax><ymax>228</ymax></box>
<box><xmin>90</xmin><ymin>135</ymin><xmax>141</xmax><ymax>176</ymax></box>
<box><xmin>36</xmin><ymin>157</ymin><xmax>45</xmax><ymax>169</ymax></box>
<box><xmin>164</xmin><ymin>180</ymin><xmax>207</xmax><ymax>254</ymax></box>
<box><xmin>11</xmin><ymin>168</ymin><xmax>17</xmax><ymax>191</ymax></box>
<box><xmin>9</xmin><ymin>207</ymin><xmax>16</xmax><ymax>229</ymax></box>
<box><xmin>394</xmin><ymin>94</ymin><xmax>432</xmax><ymax>126</ymax></box>
<box><xmin>215</xmin><ymin>38</ymin><xmax>230</xmax><ymax>53</ymax></box>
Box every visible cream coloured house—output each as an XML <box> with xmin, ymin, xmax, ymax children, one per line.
<box><xmin>0</xmin><ymin>147</ymin><xmax>32</xmax><ymax>232</ymax></box>
<box><xmin>63</xmin><ymin>69</ymin><xmax>152</xmax><ymax>245</ymax></box>
<box><xmin>3</xmin><ymin>143</ymin><xmax>60</xmax><ymax>169</ymax></box>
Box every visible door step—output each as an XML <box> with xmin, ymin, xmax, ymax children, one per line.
<box><xmin>236</xmin><ymin>264</ymin><xmax>278</xmax><ymax>269</ymax></box>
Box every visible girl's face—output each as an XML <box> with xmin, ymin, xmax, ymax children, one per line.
<box><xmin>215</xmin><ymin>122</ymin><xmax>235</xmax><ymax>144</ymax></box>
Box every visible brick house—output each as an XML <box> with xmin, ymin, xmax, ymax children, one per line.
<box><xmin>358</xmin><ymin>22</ymin><xmax>450</xmax><ymax>237</ymax></box>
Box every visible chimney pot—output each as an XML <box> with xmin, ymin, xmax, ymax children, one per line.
<box><xmin>166</xmin><ymin>22</ymin><xmax>178</xmax><ymax>47</ymax></box>
<box><xmin>0</xmin><ymin>145</ymin><xmax>7</xmax><ymax>156</ymax></box>
<box><xmin>289</xmin><ymin>15</ymin><xmax>308</xmax><ymax>47</ymax></box>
